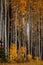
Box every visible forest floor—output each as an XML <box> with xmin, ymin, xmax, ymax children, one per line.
<box><xmin>0</xmin><ymin>60</ymin><xmax>43</xmax><ymax>65</ymax></box>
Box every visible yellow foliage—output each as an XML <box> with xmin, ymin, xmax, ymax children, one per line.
<box><xmin>18</xmin><ymin>0</ymin><xmax>27</xmax><ymax>14</ymax></box>
<box><xmin>20</xmin><ymin>0</ymin><xmax>26</xmax><ymax>7</ymax></box>
<box><xmin>18</xmin><ymin>46</ymin><xmax>26</xmax><ymax>60</ymax></box>
<box><xmin>9</xmin><ymin>54</ymin><xmax>17</xmax><ymax>61</ymax></box>
<box><xmin>27</xmin><ymin>54</ymin><xmax>32</xmax><ymax>61</ymax></box>
<box><xmin>20</xmin><ymin>46</ymin><xmax>26</xmax><ymax>53</ymax></box>
<box><xmin>34</xmin><ymin>56</ymin><xmax>40</xmax><ymax>61</ymax></box>
<box><xmin>20</xmin><ymin>0</ymin><xmax>26</xmax><ymax>3</ymax></box>
<box><xmin>18</xmin><ymin>8</ymin><xmax>27</xmax><ymax>15</ymax></box>
<box><xmin>13</xmin><ymin>0</ymin><xmax>18</xmax><ymax>6</ymax></box>
<box><xmin>20</xmin><ymin>53</ymin><xmax>24</xmax><ymax>57</ymax></box>
<box><xmin>38</xmin><ymin>0</ymin><xmax>43</xmax><ymax>8</ymax></box>
<box><xmin>8</xmin><ymin>43</ymin><xmax>17</xmax><ymax>61</ymax></box>
<box><xmin>9</xmin><ymin>55</ymin><xmax>13</xmax><ymax>62</ymax></box>
<box><xmin>10</xmin><ymin>43</ymin><xmax>17</xmax><ymax>48</ymax></box>
<box><xmin>33</xmin><ymin>2</ymin><xmax>37</xmax><ymax>5</ymax></box>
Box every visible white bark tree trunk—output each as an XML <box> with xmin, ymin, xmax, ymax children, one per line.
<box><xmin>4</xmin><ymin>0</ymin><xmax>8</xmax><ymax>59</ymax></box>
